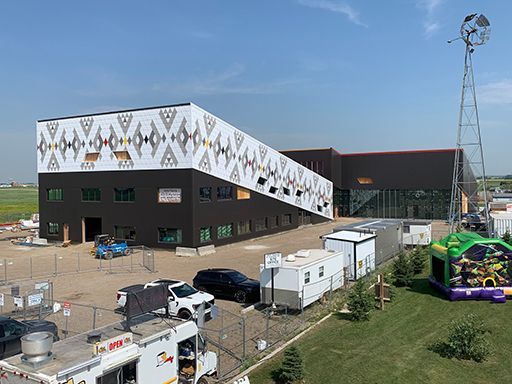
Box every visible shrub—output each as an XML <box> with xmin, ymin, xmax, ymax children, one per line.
<box><xmin>347</xmin><ymin>278</ymin><xmax>374</xmax><ymax>321</ymax></box>
<box><xmin>409</xmin><ymin>247</ymin><xmax>428</xmax><ymax>275</ymax></box>
<box><xmin>275</xmin><ymin>346</ymin><xmax>305</xmax><ymax>383</ymax></box>
<box><xmin>429</xmin><ymin>314</ymin><xmax>491</xmax><ymax>363</ymax></box>
<box><xmin>502</xmin><ymin>231</ymin><xmax>511</xmax><ymax>245</ymax></box>
<box><xmin>392</xmin><ymin>251</ymin><xmax>414</xmax><ymax>287</ymax></box>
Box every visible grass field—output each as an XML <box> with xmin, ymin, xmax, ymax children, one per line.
<box><xmin>250</xmin><ymin>274</ymin><xmax>512</xmax><ymax>384</ymax></box>
<box><xmin>0</xmin><ymin>188</ymin><xmax>38</xmax><ymax>223</ymax></box>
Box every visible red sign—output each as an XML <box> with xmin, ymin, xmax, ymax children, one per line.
<box><xmin>63</xmin><ymin>302</ymin><xmax>71</xmax><ymax>309</ymax></box>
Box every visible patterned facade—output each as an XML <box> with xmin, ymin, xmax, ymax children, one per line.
<box><xmin>37</xmin><ymin>103</ymin><xmax>333</xmax><ymax>219</ymax></box>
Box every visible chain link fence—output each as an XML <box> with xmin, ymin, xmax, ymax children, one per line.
<box><xmin>0</xmin><ymin>245</ymin><xmax>155</xmax><ymax>283</ymax></box>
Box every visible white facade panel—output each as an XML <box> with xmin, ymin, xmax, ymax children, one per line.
<box><xmin>36</xmin><ymin>103</ymin><xmax>333</xmax><ymax>218</ymax></box>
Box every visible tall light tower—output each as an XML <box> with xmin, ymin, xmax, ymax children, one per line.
<box><xmin>448</xmin><ymin>14</ymin><xmax>491</xmax><ymax>236</ymax></box>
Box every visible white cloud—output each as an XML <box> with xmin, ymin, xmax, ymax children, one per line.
<box><xmin>479</xmin><ymin>79</ymin><xmax>512</xmax><ymax>105</ymax></box>
<box><xmin>297</xmin><ymin>0</ymin><xmax>367</xmax><ymax>27</ymax></box>
<box><xmin>416</xmin><ymin>0</ymin><xmax>444</xmax><ymax>38</ymax></box>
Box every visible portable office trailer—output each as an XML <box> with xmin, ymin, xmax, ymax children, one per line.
<box><xmin>334</xmin><ymin>219</ymin><xmax>402</xmax><ymax>265</ymax></box>
<box><xmin>259</xmin><ymin>249</ymin><xmax>344</xmax><ymax>310</ymax></box>
<box><xmin>321</xmin><ymin>231</ymin><xmax>376</xmax><ymax>279</ymax></box>
<box><xmin>491</xmin><ymin>212</ymin><xmax>512</xmax><ymax>237</ymax></box>
<box><xmin>402</xmin><ymin>219</ymin><xmax>432</xmax><ymax>246</ymax></box>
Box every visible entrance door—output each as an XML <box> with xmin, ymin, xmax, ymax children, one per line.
<box><xmin>83</xmin><ymin>217</ymin><xmax>103</xmax><ymax>242</ymax></box>
<box><xmin>63</xmin><ymin>224</ymin><xmax>69</xmax><ymax>242</ymax></box>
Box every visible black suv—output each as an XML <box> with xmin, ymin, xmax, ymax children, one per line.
<box><xmin>0</xmin><ymin>316</ymin><xmax>59</xmax><ymax>359</ymax></box>
<box><xmin>192</xmin><ymin>269</ymin><xmax>260</xmax><ymax>303</ymax></box>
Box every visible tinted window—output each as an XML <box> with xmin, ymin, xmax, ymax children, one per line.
<box><xmin>171</xmin><ymin>283</ymin><xmax>198</xmax><ymax>298</ymax></box>
<box><xmin>226</xmin><ymin>271</ymin><xmax>248</xmax><ymax>284</ymax></box>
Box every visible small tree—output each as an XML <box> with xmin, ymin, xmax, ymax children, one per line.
<box><xmin>429</xmin><ymin>314</ymin><xmax>491</xmax><ymax>363</ymax></box>
<box><xmin>276</xmin><ymin>346</ymin><xmax>305</xmax><ymax>383</ymax></box>
<box><xmin>409</xmin><ymin>247</ymin><xmax>428</xmax><ymax>275</ymax></box>
<box><xmin>502</xmin><ymin>231</ymin><xmax>511</xmax><ymax>245</ymax></box>
<box><xmin>347</xmin><ymin>279</ymin><xmax>374</xmax><ymax>321</ymax></box>
<box><xmin>392</xmin><ymin>251</ymin><xmax>414</xmax><ymax>287</ymax></box>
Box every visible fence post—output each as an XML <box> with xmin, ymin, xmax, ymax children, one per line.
<box><xmin>77</xmin><ymin>252</ymin><xmax>80</xmax><ymax>273</ymax></box>
<box><xmin>241</xmin><ymin>317</ymin><xmax>246</xmax><ymax>359</ymax></box>
<box><xmin>92</xmin><ymin>307</ymin><xmax>97</xmax><ymax>330</ymax></box>
<box><xmin>4</xmin><ymin>259</ymin><xmax>7</xmax><ymax>283</ymax></box>
<box><xmin>54</xmin><ymin>254</ymin><xmax>57</xmax><ymax>276</ymax></box>
<box><xmin>109</xmin><ymin>257</ymin><xmax>112</xmax><ymax>274</ymax></box>
<box><xmin>265</xmin><ymin>310</ymin><xmax>270</xmax><ymax>343</ymax></box>
<box><xmin>330</xmin><ymin>276</ymin><xmax>333</xmax><ymax>302</ymax></box>
<box><xmin>30</xmin><ymin>257</ymin><xmax>33</xmax><ymax>280</ymax></box>
<box><xmin>130</xmin><ymin>251</ymin><xmax>133</xmax><ymax>273</ymax></box>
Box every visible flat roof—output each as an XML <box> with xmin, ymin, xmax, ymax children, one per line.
<box><xmin>3</xmin><ymin>314</ymin><xmax>183</xmax><ymax>378</ymax></box>
<box><xmin>322</xmin><ymin>230</ymin><xmax>376</xmax><ymax>243</ymax></box>
<box><xmin>338</xmin><ymin>219</ymin><xmax>403</xmax><ymax>231</ymax></box>
<box><xmin>340</xmin><ymin>148</ymin><xmax>456</xmax><ymax>157</ymax></box>
<box><xmin>280</xmin><ymin>249</ymin><xmax>342</xmax><ymax>268</ymax></box>
<box><xmin>37</xmin><ymin>102</ymin><xmax>191</xmax><ymax>123</ymax></box>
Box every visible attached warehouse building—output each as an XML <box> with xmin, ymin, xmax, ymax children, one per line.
<box><xmin>37</xmin><ymin>103</ymin><xmax>333</xmax><ymax>248</ymax></box>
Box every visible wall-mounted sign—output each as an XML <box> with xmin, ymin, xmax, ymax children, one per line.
<box><xmin>158</xmin><ymin>188</ymin><xmax>182</xmax><ymax>203</ymax></box>
<box><xmin>264</xmin><ymin>252</ymin><xmax>282</xmax><ymax>269</ymax></box>
<box><xmin>93</xmin><ymin>332</ymin><xmax>133</xmax><ymax>356</ymax></box>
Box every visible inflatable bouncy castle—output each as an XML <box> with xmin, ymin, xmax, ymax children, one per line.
<box><xmin>430</xmin><ymin>232</ymin><xmax>512</xmax><ymax>303</ymax></box>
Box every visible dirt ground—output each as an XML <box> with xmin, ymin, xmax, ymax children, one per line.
<box><xmin>0</xmin><ymin>218</ymin><xmax>449</xmax><ymax>316</ymax></box>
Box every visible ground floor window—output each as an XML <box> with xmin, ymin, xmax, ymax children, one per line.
<box><xmin>282</xmin><ymin>213</ymin><xmax>292</xmax><ymax>226</ymax></box>
<box><xmin>200</xmin><ymin>227</ymin><xmax>212</xmax><ymax>243</ymax></box>
<box><xmin>47</xmin><ymin>222</ymin><xmax>59</xmax><ymax>235</ymax></box>
<box><xmin>114</xmin><ymin>225</ymin><xmax>136</xmax><ymax>241</ymax></box>
<box><xmin>217</xmin><ymin>224</ymin><xmax>233</xmax><ymax>239</ymax></box>
<box><xmin>158</xmin><ymin>228</ymin><xmax>182</xmax><ymax>244</ymax></box>
<box><xmin>255</xmin><ymin>218</ymin><xmax>267</xmax><ymax>232</ymax></box>
<box><xmin>269</xmin><ymin>215</ymin><xmax>278</xmax><ymax>229</ymax></box>
<box><xmin>237</xmin><ymin>220</ymin><xmax>251</xmax><ymax>235</ymax></box>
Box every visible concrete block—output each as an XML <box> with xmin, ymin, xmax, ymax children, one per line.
<box><xmin>197</xmin><ymin>244</ymin><xmax>215</xmax><ymax>256</ymax></box>
<box><xmin>176</xmin><ymin>247</ymin><xmax>198</xmax><ymax>257</ymax></box>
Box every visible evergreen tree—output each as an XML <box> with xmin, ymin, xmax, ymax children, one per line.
<box><xmin>347</xmin><ymin>279</ymin><xmax>374</xmax><ymax>321</ymax></box>
<box><xmin>277</xmin><ymin>346</ymin><xmax>305</xmax><ymax>383</ymax></box>
<box><xmin>409</xmin><ymin>247</ymin><xmax>428</xmax><ymax>275</ymax></box>
<box><xmin>392</xmin><ymin>251</ymin><xmax>414</xmax><ymax>287</ymax></box>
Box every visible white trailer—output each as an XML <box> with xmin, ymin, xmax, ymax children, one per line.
<box><xmin>0</xmin><ymin>314</ymin><xmax>217</xmax><ymax>384</ymax></box>
<box><xmin>321</xmin><ymin>231</ymin><xmax>376</xmax><ymax>280</ymax></box>
<box><xmin>259</xmin><ymin>249</ymin><xmax>344</xmax><ymax>310</ymax></box>
<box><xmin>402</xmin><ymin>220</ymin><xmax>432</xmax><ymax>246</ymax></box>
<box><xmin>491</xmin><ymin>212</ymin><xmax>512</xmax><ymax>237</ymax></box>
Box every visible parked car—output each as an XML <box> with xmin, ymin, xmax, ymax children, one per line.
<box><xmin>0</xmin><ymin>316</ymin><xmax>59</xmax><ymax>359</ymax></box>
<box><xmin>117</xmin><ymin>279</ymin><xmax>215</xmax><ymax>320</ymax></box>
<box><xmin>192</xmin><ymin>269</ymin><xmax>260</xmax><ymax>303</ymax></box>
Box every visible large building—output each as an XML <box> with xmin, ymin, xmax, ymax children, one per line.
<box><xmin>283</xmin><ymin>148</ymin><xmax>477</xmax><ymax>220</ymax></box>
<box><xmin>37</xmin><ymin>103</ymin><xmax>333</xmax><ymax>248</ymax></box>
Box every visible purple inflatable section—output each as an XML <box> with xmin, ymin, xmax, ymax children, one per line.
<box><xmin>429</xmin><ymin>277</ymin><xmax>507</xmax><ymax>302</ymax></box>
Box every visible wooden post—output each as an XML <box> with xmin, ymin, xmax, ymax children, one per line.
<box><xmin>379</xmin><ymin>274</ymin><xmax>384</xmax><ymax>311</ymax></box>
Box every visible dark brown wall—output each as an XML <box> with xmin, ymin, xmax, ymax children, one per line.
<box><xmin>38</xmin><ymin>169</ymin><xmax>327</xmax><ymax>248</ymax></box>
<box><xmin>341</xmin><ymin>150</ymin><xmax>457</xmax><ymax>190</ymax></box>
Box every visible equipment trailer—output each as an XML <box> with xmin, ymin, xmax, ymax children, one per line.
<box><xmin>0</xmin><ymin>314</ymin><xmax>217</xmax><ymax>384</ymax></box>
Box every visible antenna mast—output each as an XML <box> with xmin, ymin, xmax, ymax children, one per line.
<box><xmin>448</xmin><ymin>14</ymin><xmax>491</xmax><ymax>236</ymax></box>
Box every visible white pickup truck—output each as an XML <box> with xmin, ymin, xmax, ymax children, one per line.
<box><xmin>117</xmin><ymin>279</ymin><xmax>215</xmax><ymax>320</ymax></box>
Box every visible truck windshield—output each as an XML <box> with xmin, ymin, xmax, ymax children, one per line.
<box><xmin>171</xmin><ymin>283</ymin><xmax>198</xmax><ymax>298</ymax></box>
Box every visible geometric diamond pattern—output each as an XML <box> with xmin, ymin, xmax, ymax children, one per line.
<box><xmin>36</xmin><ymin>104</ymin><xmax>333</xmax><ymax>219</ymax></box>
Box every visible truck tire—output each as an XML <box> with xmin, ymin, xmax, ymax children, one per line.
<box><xmin>197</xmin><ymin>377</ymin><xmax>209</xmax><ymax>384</ymax></box>
<box><xmin>234</xmin><ymin>290</ymin><xmax>247</xmax><ymax>303</ymax></box>
<box><xmin>123</xmin><ymin>248</ymin><xmax>133</xmax><ymax>256</ymax></box>
<box><xmin>178</xmin><ymin>310</ymin><xmax>192</xmax><ymax>320</ymax></box>
<box><xmin>105</xmin><ymin>251</ymin><xmax>114</xmax><ymax>260</ymax></box>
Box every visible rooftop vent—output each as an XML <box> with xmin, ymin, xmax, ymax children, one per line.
<box><xmin>286</xmin><ymin>254</ymin><xmax>296</xmax><ymax>262</ymax></box>
<box><xmin>21</xmin><ymin>332</ymin><xmax>54</xmax><ymax>367</ymax></box>
<box><xmin>87</xmin><ymin>331</ymin><xmax>102</xmax><ymax>344</ymax></box>
<box><xmin>296</xmin><ymin>250</ymin><xmax>310</xmax><ymax>258</ymax></box>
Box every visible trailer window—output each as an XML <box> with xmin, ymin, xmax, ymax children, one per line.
<box><xmin>304</xmin><ymin>271</ymin><xmax>310</xmax><ymax>284</ymax></box>
<box><xmin>319</xmin><ymin>266</ymin><xmax>325</xmax><ymax>278</ymax></box>
<box><xmin>96</xmin><ymin>360</ymin><xmax>136</xmax><ymax>384</ymax></box>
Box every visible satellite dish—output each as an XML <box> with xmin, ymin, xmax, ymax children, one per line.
<box><xmin>460</xmin><ymin>13</ymin><xmax>491</xmax><ymax>47</ymax></box>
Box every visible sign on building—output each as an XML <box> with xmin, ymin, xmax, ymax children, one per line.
<box><xmin>93</xmin><ymin>333</ymin><xmax>133</xmax><ymax>356</ymax></box>
<box><xmin>158</xmin><ymin>188</ymin><xmax>182</xmax><ymax>203</ymax></box>
<box><xmin>264</xmin><ymin>252</ymin><xmax>282</xmax><ymax>269</ymax></box>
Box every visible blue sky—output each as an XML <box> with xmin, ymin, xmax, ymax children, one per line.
<box><xmin>0</xmin><ymin>0</ymin><xmax>511</xmax><ymax>182</ymax></box>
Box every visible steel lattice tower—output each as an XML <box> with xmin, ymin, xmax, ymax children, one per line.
<box><xmin>448</xmin><ymin>14</ymin><xmax>491</xmax><ymax>236</ymax></box>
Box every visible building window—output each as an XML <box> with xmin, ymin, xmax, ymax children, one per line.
<box><xmin>255</xmin><ymin>218</ymin><xmax>267</xmax><ymax>232</ymax></box>
<box><xmin>269</xmin><ymin>216</ymin><xmax>278</xmax><ymax>228</ymax></box>
<box><xmin>257</xmin><ymin>177</ymin><xmax>267</xmax><ymax>186</ymax></box>
<box><xmin>296</xmin><ymin>190</ymin><xmax>303</xmax><ymax>197</ymax></box>
<box><xmin>114</xmin><ymin>151</ymin><xmax>132</xmax><ymax>161</ymax></box>
<box><xmin>319</xmin><ymin>266</ymin><xmax>325</xmax><ymax>278</ymax></box>
<box><xmin>114</xmin><ymin>188</ymin><xmax>135</xmax><ymax>202</ymax></box>
<box><xmin>158</xmin><ymin>228</ymin><xmax>182</xmax><ymax>244</ymax></box>
<box><xmin>217</xmin><ymin>224</ymin><xmax>233</xmax><ymax>239</ymax></box>
<box><xmin>283</xmin><ymin>187</ymin><xmax>291</xmax><ymax>196</ymax></box>
<box><xmin>403</xmin><ymin>225</ymin><xmax>410</xmax><ymax>234</ymax></box>
<box><xmin>84</xmin><ymin>152</ymin><xmax>100</xmax><ymax>162</ymax></box>
<box><xmin>200</xmin><ymin>227</ymin><xmax>212</xmax><ymax>243</ymax></box>
<box><xmin>304</xmin><ymin>271</ymin><xmax>310</xmax><ymax>284</ymax></box>
<box><xmin>114</xmin><ymin>225</ymin><xmax>136</xmax><ymax>241</ymax></box>
<box><xmin>199</xmin><ymin>187</ymin><xmax>212</xmax><ymax>203</ymax></box>
<box><xmin>236</xmin><ymin>187</ymin><xmax>251</xmax><ymax>200</ymax></box>
<box><xmin>82</xmin><ymin>188</ymin><xmax>101</xmax><ymax>202</ymax></box>
<box><xmin>282</xmin><ymin>214</ymin><xmax>292</xmax><ymax>226</ymax></box>
<box><xmin>357</xmin><ymin>177</ymin><xmax>374</xmax><ymax>185</ymax></box>
<box><xmin>217</xmin><ymin>186</ymin><xmax>233</xmax><ymax>201</ymax></box>
<box><xmin>269</xmin><ymin>186</ymin><xmax>277</xmax><ymax>194</ymax></box>
<box><xmin>47</xmin><ymin>222</ymin><xmax>59</xmax><ymax>235</ymax></box>
<box><xmin>47</xmin><ymin>188</ymin><xmax>63</xmax><ymax>201</ymax></box>
<box><xmin>237</xmin><ymin>220</ymin><xmax>251</xmax><ymax>235</ymax></box>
